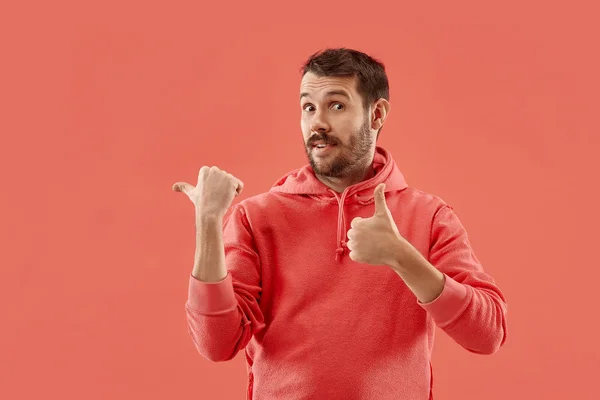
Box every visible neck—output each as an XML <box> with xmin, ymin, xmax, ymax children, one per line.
<box><xmin>317</xmin><ymin>161</ymin><xmax>375</xmax><ymax>194</ymax></box>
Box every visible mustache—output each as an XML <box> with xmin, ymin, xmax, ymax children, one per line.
<box><xmin>307</xmin><ymin>134</ymin><xmax>339</xmax><ymax>147</ymax></box>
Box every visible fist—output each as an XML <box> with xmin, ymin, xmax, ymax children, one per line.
<box><xmin>346</xmin><ymin>183</ymin><xmax>404</xmax><ymax>266</ymax></box>
<box><xmin>172</xmin><ymin>166</ymin><xmax>244</xmax><ymax>218</ymax></box>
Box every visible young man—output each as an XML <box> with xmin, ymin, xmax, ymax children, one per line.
<box><xmin>173</xmin><ymin>48</ymin><xmax>507</xmax><ymax>400</ymax></box>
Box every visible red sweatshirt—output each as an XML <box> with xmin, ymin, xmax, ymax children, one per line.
<box><xmin>185</xmin><ymin>146</ymin><xmax>508</xmax><ymax>400</ymax></box>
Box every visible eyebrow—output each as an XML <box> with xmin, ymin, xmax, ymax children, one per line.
<box><xmin>300</xmin><ymin>90</ymin><xmax>351</xmax><ymax>101</ymax></box>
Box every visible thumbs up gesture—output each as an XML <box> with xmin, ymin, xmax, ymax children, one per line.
<box><xmin>346</xmin><ymin>183</ymin><xmax>406</xmax><ymax>267</ymax></box>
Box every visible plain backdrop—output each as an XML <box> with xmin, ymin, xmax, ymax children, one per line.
<box><xmin>1</xmin><ymin>1</ymin><xmax>598</xmax><ymax>399</ymax></box>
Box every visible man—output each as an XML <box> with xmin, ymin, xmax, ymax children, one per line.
<box><xmin>173</xmin><ymin>48</ymin><xmax>507</xmax><ymax>400</ymax></box>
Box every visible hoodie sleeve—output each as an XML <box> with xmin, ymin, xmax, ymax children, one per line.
<box><xmin>418</xmin><ymin>204</ymin><xmax>508</xmax><ymax>355</ymax></box>
<box><xmin>185</xmin><ymin>204</ymin><xmax>266</xmax><ymax>362</ymax></box>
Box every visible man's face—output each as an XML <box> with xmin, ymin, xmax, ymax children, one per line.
<box><xmin>300</xmin><ymin>72</ymin><xmax>375</xmax><ymax>178</ymax></box>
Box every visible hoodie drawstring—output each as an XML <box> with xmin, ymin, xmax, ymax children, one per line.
<box><xmin>331</xmin><ymin>190</ymin><xmax>349</xmax><ymax>261</ymax></box>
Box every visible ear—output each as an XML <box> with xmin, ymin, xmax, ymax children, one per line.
<box><xmin>371</xmin><ymin>98</ymin><xmax>391</xmax><ymax>131</ymax></box>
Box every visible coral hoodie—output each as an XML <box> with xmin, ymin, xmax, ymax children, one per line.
<box><xmin>185</xmin><ymin>146</ymin><xmax>508</xmax><ymax>400</ymax></box>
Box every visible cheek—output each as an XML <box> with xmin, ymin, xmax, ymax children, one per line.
<box><xmin>331</xmin><ymin>120</ymin><xmax>358</xmax><ymax>141</ymax></box>
<box><xmin>334</xmin><ymin>112</ymin><xmax>360</xmax><ymax>130</ymax></box>
<box><xmin>300</xmin><ymin>120</ymin><xmax>311</xmax><ymax>138</ymax></box>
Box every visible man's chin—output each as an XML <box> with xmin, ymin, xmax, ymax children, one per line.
<box><xmin>310</xmin><ymin>161</ymin><xmax>344</xmax><ymax>178</ymax></box>
<box><xmin>309</xmin><ymin>158</ymin><xmax>330</xmax><ymax>175</ymax></box>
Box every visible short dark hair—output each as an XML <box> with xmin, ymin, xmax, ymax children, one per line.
<box><xmin>300</xmin><ymin>48</ymin><xmax>389</xmax><ymax>111</ymax></box>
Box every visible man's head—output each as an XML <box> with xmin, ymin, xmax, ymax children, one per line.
<box><xmin>299</xmin><ymin>48</ymin><xmax>390</xmax><ymax>179</ymax></box>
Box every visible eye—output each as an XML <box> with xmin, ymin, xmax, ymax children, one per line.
<box><xmin>331</xmin><ymin>103</ymin><xmax>344</xmax><ymax>110</ymax></box>
<box><xmin>303</xmin><ymin>104</ymin><xmax>315</xmax><ymax>112</ymax></box>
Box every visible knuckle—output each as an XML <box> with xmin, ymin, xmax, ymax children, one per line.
<box><xmin>219</xmin><ymin>171</ymin><xmax>230</xmax><ymax>180</ymax></box>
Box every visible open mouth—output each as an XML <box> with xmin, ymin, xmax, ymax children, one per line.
<box><xmin>312</xmin><ymin>139</ymin><xmax>336</xmax><ymax>148</ymax></box>
<box><xmin>312</xmin><ymin>142</ymin><xmax>336</xmax><ymax>155</ymax></box>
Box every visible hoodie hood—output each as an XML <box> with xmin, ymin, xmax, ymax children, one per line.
<box><xmin>269</xmin><ymin>146</ymin><xmax>408</xmax><ymax>261</ymax></box>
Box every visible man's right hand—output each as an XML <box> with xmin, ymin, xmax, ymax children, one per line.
<box><xmin>172</xmin><ymin>166</ymin><xmax>244</xmax><ymax>219</ymax></box>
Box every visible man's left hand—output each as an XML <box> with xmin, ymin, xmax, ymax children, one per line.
<box><xmin>346</xmin><ymin>183</ymin><xmax>409</xmax><ymax>268</ymax></box>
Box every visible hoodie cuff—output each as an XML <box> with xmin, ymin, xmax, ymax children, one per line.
<box><xmin>418</xmin><ymin>274</ymin><xmax>471</xmax><ymax>327</ymax></box>
<box><xmin>187</xmin><ymin>271</ymin><xmax>237</xmax><ymax>315</ymax></box>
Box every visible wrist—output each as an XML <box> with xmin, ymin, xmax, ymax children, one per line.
<box><xmin>195</xmin><ymin>210</ymin><xmax>224</xmax><ymax>225</ymax></box>
<box><xmin>387</xmin><ymin>236</ymin><xmax>416</xmax><ymax>272</ymax></box>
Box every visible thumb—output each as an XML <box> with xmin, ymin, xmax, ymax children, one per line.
<box><xmin>172</xmin><ymin>182</ymin><xmax>194</xmax><ymax>197</ymax></box>
<box><xmin>373</xmin><ymin>183</ymin><xmax>388</xmax><ymax>215</ymax></box>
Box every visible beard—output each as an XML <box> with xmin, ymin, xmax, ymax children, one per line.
<box><xmin>304</xmin><ymin>116</ymin><xmax>374</xmax><ymax>178</ymax></box>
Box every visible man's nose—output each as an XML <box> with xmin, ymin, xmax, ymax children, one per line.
<box><xmin>310</xmin><ymin>110</ymin><xmax>330</xmax><ymax>133</ymax></box>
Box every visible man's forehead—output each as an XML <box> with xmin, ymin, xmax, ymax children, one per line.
<box><xmin>300</xmin><ymin>73</ymin><xmax>357</xmax><ymax>96</ymax></box>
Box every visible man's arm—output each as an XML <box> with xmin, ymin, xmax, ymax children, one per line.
<box><xmin>191</xmin><ymin>214</ymin><xmax>228</xmax><ymax>283</ymax></box>
<box><xmin>388</xmin><ymin>246</ymin><xmax>446</xmax><ymax>304</ymax></box>
<box><xmin>185</xmin><ymin>205</ymin><xmax>266</xmax><ymax>362</ymax></box>
<box><xmin>389</xmin><ymin>204</ymin><xmax>508</xmax><ymax>355</ymax></box>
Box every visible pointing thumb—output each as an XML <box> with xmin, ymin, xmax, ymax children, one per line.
<box><xmin>172</xmin><ymin>182</ymin><xmax>193</xmax><ymax>197</ymax></box>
